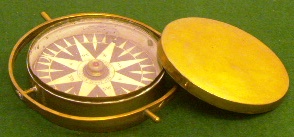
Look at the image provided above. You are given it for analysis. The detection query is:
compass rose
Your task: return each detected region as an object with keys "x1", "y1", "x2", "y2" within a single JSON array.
[{"x1": 33, "y1": 34, "x2": 159, "y2": 97}]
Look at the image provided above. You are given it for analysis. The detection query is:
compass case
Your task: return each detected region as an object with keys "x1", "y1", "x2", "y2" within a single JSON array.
[{"x1": 9, "y1": 13, "x2": 176, "y2": 132}]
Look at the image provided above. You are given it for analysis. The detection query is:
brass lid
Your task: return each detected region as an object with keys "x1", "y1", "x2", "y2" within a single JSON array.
[{"x1": 158, "y1": 17, "x2": 289, "y2": 114}]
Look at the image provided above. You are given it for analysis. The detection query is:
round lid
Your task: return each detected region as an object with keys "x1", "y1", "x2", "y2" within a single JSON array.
[{"x1": 158, "y1": 17, "x2": 289, "y2": 114}]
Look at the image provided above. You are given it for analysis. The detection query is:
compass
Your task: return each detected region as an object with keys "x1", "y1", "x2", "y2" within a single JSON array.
[
  {"x1": 9, "y1": 12, "x2": 289, "y2": 132},
  {"x1": 9, "y1": 12, "x2": 176, "y2": 132},
  {"x1": 29, "y1": 17, "x2": 161, "y2": 98}
]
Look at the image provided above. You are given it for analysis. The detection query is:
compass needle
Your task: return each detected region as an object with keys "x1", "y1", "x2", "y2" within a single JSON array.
[
  {"x1": 74, "y1": 37, "x2": 95, "y2": 61},
  {"x1": 47, "y1": 72, "x2": 81, "y2": 85}
]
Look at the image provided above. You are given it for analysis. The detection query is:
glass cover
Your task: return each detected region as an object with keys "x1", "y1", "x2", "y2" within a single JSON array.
[{"x1": 28, "y1": 17, "x2": 161, "y2": 97}]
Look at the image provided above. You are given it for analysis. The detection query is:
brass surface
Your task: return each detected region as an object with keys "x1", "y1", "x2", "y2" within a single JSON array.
[
  {"x1": 159, "y1": 17, "x2": 289, "y2": 114},
  {"x1": 41, "y1": 11, "x2": 52, "y2": 21},
  {"x1": 144, "y1": 109, "x2": 160, "y2": 122},
  {"x1": 86, "y1": 59, "x2": 104, "y2": 77},
  {"x1": 8, "y1": 12, "x2": 177, "y2": 132}
]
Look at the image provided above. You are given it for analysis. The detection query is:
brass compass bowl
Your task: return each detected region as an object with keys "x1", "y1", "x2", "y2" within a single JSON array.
[{"x1": 9, "y1": 12, "x2": 176, "y2": 132}]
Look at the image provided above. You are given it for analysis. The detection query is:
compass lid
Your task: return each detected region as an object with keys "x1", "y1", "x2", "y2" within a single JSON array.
[{"x1": 158, "y1": 17, "x2": 289, "y2": 114}]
